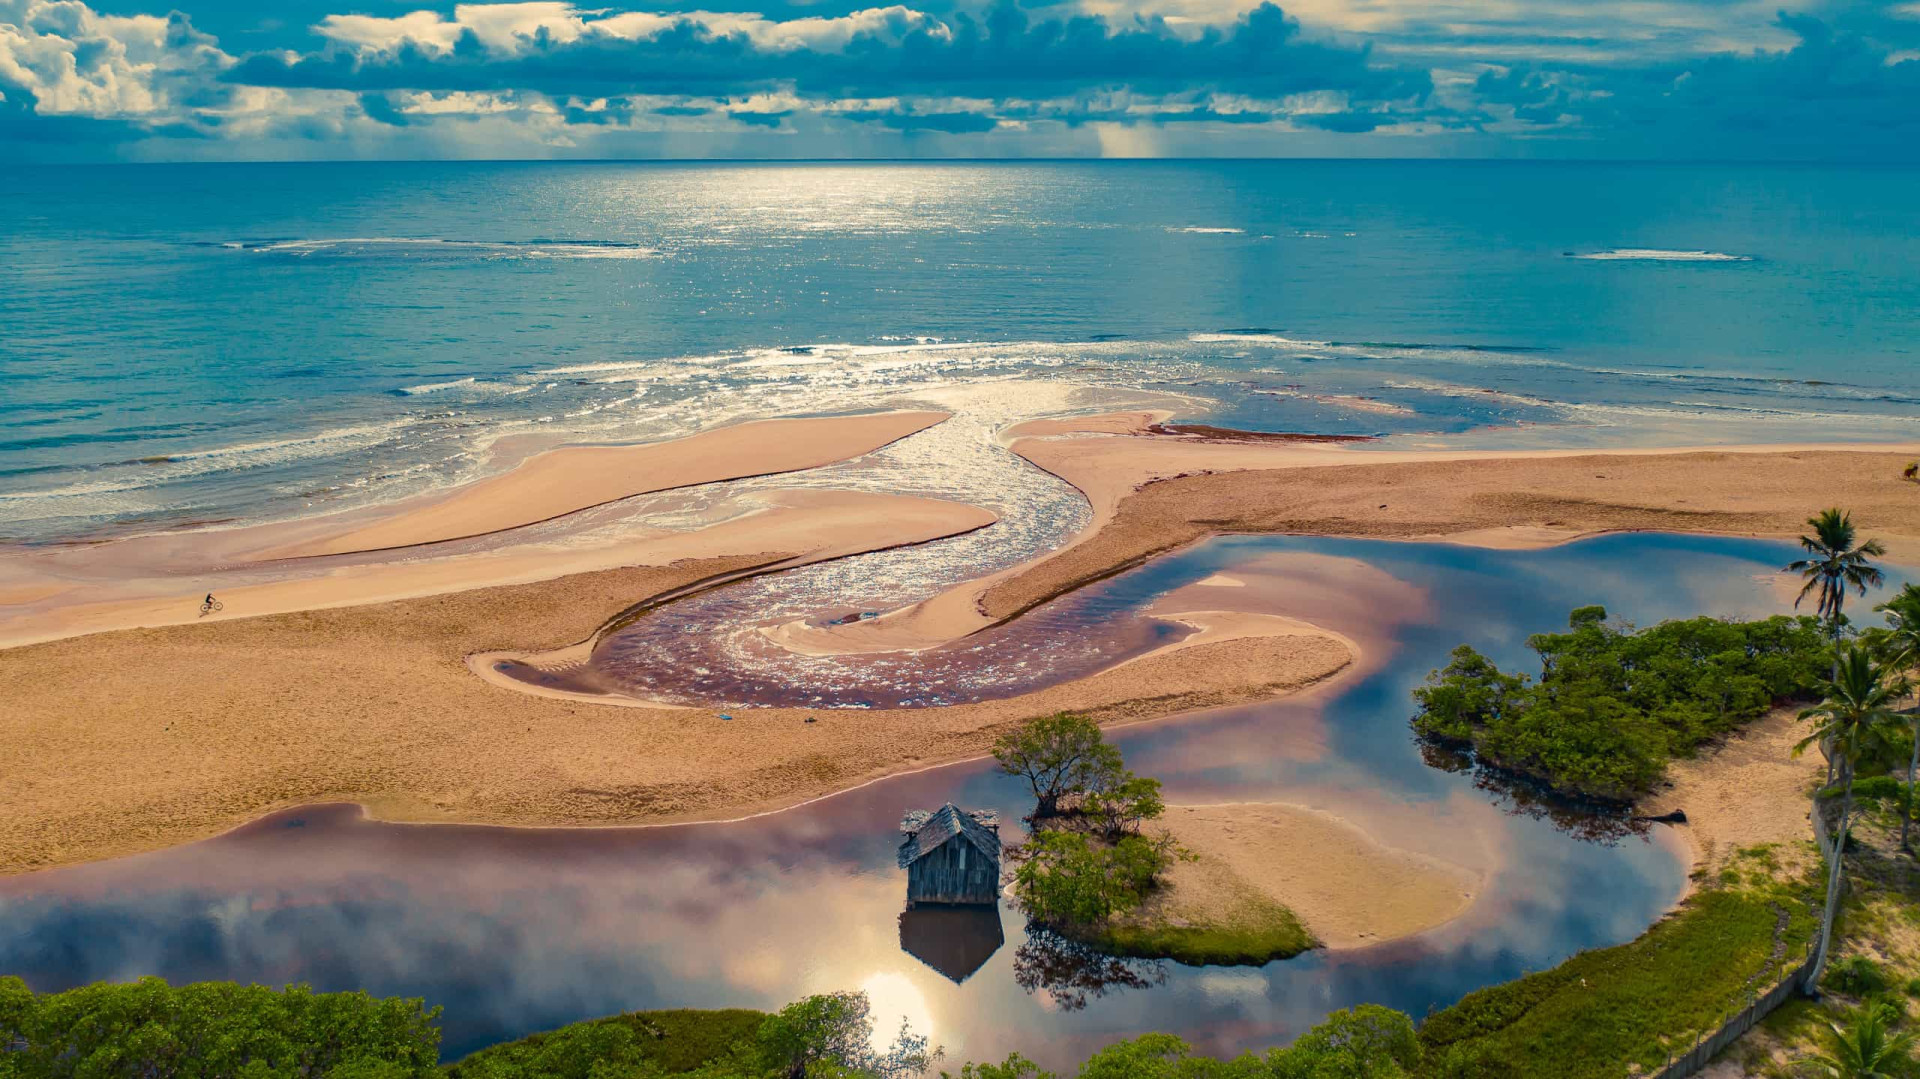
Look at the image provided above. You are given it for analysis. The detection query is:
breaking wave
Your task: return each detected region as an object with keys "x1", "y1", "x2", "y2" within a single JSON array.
[
  {"x1": 1568, "y1": 249, "x2": 1753, "y2": 262},
  {"x1": 198, "y1": 238, "x2": 663, "y2": 261}
]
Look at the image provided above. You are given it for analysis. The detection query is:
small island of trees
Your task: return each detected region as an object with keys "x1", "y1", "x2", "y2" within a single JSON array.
[{"x1": 992, "y1": 712, "x2": 1313, "y2": 966}]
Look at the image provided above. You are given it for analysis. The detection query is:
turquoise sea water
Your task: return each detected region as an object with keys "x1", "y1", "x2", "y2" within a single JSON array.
[{"x1": 4, "y1": 160, "x2": 1920, "y2": 542}]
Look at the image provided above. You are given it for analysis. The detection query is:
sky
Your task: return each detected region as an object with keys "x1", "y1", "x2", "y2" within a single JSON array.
[{"x1": 2, "y1": 0, "x2": 1917, "y2": 160}]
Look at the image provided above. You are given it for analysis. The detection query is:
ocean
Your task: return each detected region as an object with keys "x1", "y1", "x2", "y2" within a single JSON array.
[{"x1": 4, "y1": 159, "x2": 1920, "y2": 544}]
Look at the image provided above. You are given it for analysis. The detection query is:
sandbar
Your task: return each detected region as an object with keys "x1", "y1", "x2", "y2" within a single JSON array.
[
  {"x1": 0, "y1": 489, "x2": 993, "y2": 649},
  {"x1": 1150, "y1": 802, "x2": 1484, "y2": 950},
  {"x1": 765, "y1": 423, "x2": 1920, "y2": 656},
  {"x1": 243, "y1": 410, "x2": 948, "y2": 559},
  {"x1": 0, "y1": 552, "x2": 1352, "y2": 874}
]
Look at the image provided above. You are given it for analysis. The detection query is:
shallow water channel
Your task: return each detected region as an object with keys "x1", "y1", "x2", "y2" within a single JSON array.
[{"x1": 0, "y1": 533, "x2": 1879, "y2": 1067}]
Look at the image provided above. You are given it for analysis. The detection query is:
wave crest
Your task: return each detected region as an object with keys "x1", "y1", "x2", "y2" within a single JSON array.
[
  {"x1": 201, "y1": 238, "x2": 662, "y2": 261},
  {"x1": 1569, "y1": 249, "x2": 1752, "y2": 262}
]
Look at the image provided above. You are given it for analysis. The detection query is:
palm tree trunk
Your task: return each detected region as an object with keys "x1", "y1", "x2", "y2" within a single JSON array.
[
  {"x1": 1825, "y1": 603, "x2": 1843, "y2": 789},
  {"x1": 1906, "y1": 715, "x2": 1918, "y2": 854},
  {"x1": 1809, "y1": 776, "x2": 1854, "y2": 992}
]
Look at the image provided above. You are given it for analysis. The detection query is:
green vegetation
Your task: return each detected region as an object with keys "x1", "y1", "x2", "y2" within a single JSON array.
[
  {"x1": 947, "y1": 1006, "x2": 1422, "y2": 1078},
  {"x1": 1013, "y1": 830, "x2": 1172, "y2": 925},
  {"x1": 1411, "y1": 605, "x2": 1828, "y2": 801},
  {"x1": 0, "y1": 975, "x2": 442, "y2": 1078},
  {"x1": 1798, "y1": 647, "x2": 1909, "y2": 985},
  {"x1": 1788, "y1": 509, "x2": 1888, "y2": 651},
  {"x1": 1794, "y1": 999, "x2": 1918, "y2": 1078},
  {"x1": 1098, "y1": 892, "x2": 1314, "y2": 968},
  {"x1": 991, "y1": 713, "x2": 1126, "y2": 822},
  {"x1": 1416, "y1": 880, "x2": 1817, "y2": 1078},
  {"x1": 993, "y1": 713, "x2": 1311, "y2": 965},
  {"x1": 447, "y1": 1010, "x2": 766, "y2": 1077},
  {"x1": 1865, "y1": 581, "x2": 1920, "y2": 852},
  {"x1": 0, "y1": 980, "x2": 932, "y2": 1079},
  {"x1": 1826, "y1": 958, "x2": 1893, "y2": 998}
]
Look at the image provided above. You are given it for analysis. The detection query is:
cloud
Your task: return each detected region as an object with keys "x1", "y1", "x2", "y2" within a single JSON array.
[
  {"x1": 225, "y1": 1, "x2": 1431, "y2": 107},
  {"x1": 0, "y1": 2, "x2": 232, "y2": 126},
  {"x1": 2, "y1": 0, "x2": 1918, "y2": 158},
  {"x1": 1466, "y1": 11, "x2": 1920, "y2": 157}
]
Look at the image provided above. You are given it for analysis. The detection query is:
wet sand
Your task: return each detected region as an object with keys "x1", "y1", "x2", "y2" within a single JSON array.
[
  {"x1": 247, "y1": 411, "x2": 949, "y2": 559},
  {"x1": 1154, "y1": 802, "x2": 1485, "y2": 950},
  {"x1": 0, "y1": 490, "x2": 995, "y2": 649}
]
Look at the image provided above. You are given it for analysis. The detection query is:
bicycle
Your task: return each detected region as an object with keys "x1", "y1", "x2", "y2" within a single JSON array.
[{"x1": 199, "y1": 596, "x2": 224, "y2": 617}]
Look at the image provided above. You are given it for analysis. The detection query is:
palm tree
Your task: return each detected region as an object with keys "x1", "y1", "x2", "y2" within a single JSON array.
[
  {"x1": 1789, "y1": 508, "x2": 1887, "y2": 783},
  {"x1": 1790, "y1": 508, "x2": 1888, "y2": 648},
  {"x1": 1797, "y1": 1000, "x2": 1918, "y2": 1078},
  {"x1": 1872, "y1": 584, "x2": 1920, "y2": 853},
  {"x1": 1798, "y1": 648, "x2": 1907, "y2": 990}
]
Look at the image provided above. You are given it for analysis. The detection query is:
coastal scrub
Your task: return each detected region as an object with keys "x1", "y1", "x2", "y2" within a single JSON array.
[{"x1": 1411, "y1": 607, "x2": 1829, "y2": 802}]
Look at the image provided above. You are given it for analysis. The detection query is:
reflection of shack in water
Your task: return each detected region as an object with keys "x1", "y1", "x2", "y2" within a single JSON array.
[
  {"x1": 898, "y1": 906, "x2": 1006, "y2": 983},
  {"x1": 897, "y1": 804, "x2": 1001, "y2": 907},
  {"x1": 897, "y1": 804, "x2": 1005, "y2": 981}
]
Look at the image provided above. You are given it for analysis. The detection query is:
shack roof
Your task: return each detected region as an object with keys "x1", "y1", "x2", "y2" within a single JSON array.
[{"x1": 897, "y1": 803, "x2": 1001, "y2": 868}]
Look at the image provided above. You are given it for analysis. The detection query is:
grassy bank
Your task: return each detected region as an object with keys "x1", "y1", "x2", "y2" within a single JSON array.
[
  {"x1": 1098, "y1": 902, "x2": 1320, "y2": 959},
  {"x1": 1097, "y1": 890, "x2": 1315, "y2": 966},
  {"x1": 1418, "y1": 849, "x2": 1818, "y2": 1078},
  {"x1": 1709, "y1": 792, "x2": 1920, "y2": 1075}
]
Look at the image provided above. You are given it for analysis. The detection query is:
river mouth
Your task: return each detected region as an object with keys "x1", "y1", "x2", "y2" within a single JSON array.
[{"x1": 0, "y1": 532, "x2": 1876, "y2": 1066}]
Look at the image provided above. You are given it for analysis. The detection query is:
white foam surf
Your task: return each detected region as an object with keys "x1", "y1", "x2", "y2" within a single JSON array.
[
  {"x1": 1570, "y1": 249, "x2": 1752, "y2": 262},
  {"x1": 225, "y1": 238, "x2": 663, "y2": 261}
]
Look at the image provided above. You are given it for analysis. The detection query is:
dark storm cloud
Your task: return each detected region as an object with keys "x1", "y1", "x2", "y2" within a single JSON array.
[{"x1": 357, "y1": 92, "x2": 412, "y2": 126}]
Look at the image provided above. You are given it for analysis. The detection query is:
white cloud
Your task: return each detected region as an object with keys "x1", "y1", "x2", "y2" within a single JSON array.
[
  {"x1": 316, "y1": 12, "x2": 466, "y2": 57},
  {"x1": 316, "y1": 3, "x2": 947, "y2": 60},
  {"x1": 0, "y1": 0, "x2": 229, "y2": 118}
]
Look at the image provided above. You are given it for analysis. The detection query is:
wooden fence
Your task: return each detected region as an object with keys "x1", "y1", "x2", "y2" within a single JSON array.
[
  {"x1": 1645, "y1": 798, "x2": 1835, "y2": 1079},
  {"x1": 1644, "y1": 944, "x2": 1818, "y2": 1079}
]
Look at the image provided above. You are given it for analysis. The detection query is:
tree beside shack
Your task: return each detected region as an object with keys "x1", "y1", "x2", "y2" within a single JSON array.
[{"x1": 898, "y1": 804, "x2": 1001, "y2": 907}]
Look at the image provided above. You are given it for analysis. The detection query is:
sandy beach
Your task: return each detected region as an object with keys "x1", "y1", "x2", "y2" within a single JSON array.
[
  {"x1": 1642, "y1": 708, "x2": 1825, "y2": 885},
  {"x1": 4, "y1": 409, "x2": 1916, "y2": 876},
  {"x1": 0, "y1": 556, "x2": 1353, "y2": 875}
]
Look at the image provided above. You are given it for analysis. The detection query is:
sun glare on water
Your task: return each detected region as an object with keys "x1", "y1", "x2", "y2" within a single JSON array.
[{"x1": 858, "y1": 971, "x2": 936, "y2": 1054}]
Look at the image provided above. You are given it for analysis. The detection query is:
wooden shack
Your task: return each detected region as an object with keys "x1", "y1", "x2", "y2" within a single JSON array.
[{"x1": 898, "y1": 803, "x2": 1001, "y2": 907}]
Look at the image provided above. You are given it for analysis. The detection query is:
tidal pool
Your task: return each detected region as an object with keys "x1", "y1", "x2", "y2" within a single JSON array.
[{"x1": 0, "y1": 533, "x2": 1887, "y2": 1067}]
